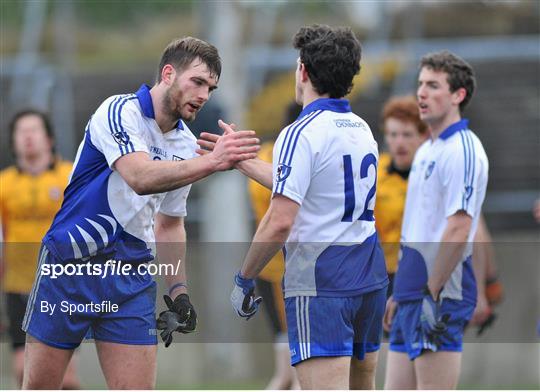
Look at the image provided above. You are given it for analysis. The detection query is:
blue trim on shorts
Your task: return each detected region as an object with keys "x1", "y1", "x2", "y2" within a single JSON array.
[{"x1": 286, "y1": 288, "x2": 386, "y2": 366}]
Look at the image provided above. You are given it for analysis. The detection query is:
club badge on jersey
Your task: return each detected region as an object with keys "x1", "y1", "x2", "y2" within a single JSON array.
[{"x1": 276, "y1": 163, "x2": 292, "y2": 183}]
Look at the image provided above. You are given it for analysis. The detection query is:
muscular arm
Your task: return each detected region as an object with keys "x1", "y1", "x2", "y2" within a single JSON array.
[
  {"x1": 154, "y1": 213, "x2": 188, "y2": 298},
  {"x1": 235, "y1": 158, "x2": 273, "y2": 190},
  {"x1": 115, "y1": 152, "x2": 220, "y2": 195},
  {"x1": 115, "y1": 131, "x2": 259, "y2": 195},
  {"x1": 427, "y1": 210, "x2": 472, "y2": 298},
  {"x1": 240, "y1": 195, "x2": 299, "y2": 279}
]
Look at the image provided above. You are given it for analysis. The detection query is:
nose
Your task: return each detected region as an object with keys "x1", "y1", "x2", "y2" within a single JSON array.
[
  {"x1": 417, "y1": 84, "x2": 426, "y2": 100},
  {"x1": 199, "y1": 87, "x2": 210, "y2": 103}
]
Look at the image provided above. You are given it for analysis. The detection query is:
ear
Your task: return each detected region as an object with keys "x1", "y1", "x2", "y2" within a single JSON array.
[
  {"x1": 299, "y1": 63, "x2": 309, "y2": 83},
  {"x1": 452, "y1": 87, "x2": 467, "y2": 107},
  {"x1": 161, "y1": 64, "x2": 176, "y2": 85}
]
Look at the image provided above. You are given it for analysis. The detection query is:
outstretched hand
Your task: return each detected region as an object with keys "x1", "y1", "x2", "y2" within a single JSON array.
[{"x1": 196, "y1": 120, "x2": 238, "y2": 156}]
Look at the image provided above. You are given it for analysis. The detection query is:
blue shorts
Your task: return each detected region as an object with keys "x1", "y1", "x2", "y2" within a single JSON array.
[
  {"x1": 389, "y1": 298, "x2": 475, "y2": 360},
  {"x1": 22, "y1": 245, "x2": 157, "y2": 349},
  {"x1": 285, "y1": 288, "x2": 386, "y2": 366}
]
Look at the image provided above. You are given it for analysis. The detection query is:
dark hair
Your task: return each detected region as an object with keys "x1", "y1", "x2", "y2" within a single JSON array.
[
  {"x1": 293, "y1": 24, "x2": 361, "y2": 98},
  {"x1": 157, "y1": 37, "x2": 221, "y2": 83},
  {"x1": 420, "y1": 50, "x2": 476, "y2": 112},
  {"x1": 283, "y1": 101, "x2": 302, "y2": 126},
  {"x1": 381, "y1": 95, "x2": 428, "y2": 135},
  {"x1": 9, "y1": 109, "x2": 55, "y2": 154}
]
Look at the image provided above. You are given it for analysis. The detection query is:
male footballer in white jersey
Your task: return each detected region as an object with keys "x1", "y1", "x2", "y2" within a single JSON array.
[
  {"x1": 22, "y1": 37, "x2": 259, "y2": 389},
  {"x1": 200, "y1": 24, "x2": 388, "y2": 389},
  {"x1": 383, "y1": 51, "x2": 489, "y2": 389}
]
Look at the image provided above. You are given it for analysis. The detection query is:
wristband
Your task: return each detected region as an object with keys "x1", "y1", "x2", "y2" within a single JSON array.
[{"x1": 169, "y1": 282, "x2": 188, "y2": 296}]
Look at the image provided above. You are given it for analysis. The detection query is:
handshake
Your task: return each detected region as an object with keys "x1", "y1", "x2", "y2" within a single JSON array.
[{"x1": 196, "y1": 120, "x2": 260, "y2": 171}]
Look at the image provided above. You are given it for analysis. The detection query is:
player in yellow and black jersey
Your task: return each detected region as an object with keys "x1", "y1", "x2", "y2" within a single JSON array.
[
  {"x1": 375, "y1": 96, "x2": 428, "y2": 297},
  {"x1": 0, "y1": 109, "x2": 79, "y2": 388}
]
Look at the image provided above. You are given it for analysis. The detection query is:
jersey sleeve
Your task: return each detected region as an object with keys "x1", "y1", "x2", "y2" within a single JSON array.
[
  {"x1": 272, "y1": 130, "x2": 312, "y2": 205},
  {"x1": 441, "y1": 134, "x2": 485, "y2": 218},
  {"x1": 159, "y1": 185, "x2": 192, "y2": 217},
  {"x1": 90, "y1": 96, "x2": 150, "y2": 168}
]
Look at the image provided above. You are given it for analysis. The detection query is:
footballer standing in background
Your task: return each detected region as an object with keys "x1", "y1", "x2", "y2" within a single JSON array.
[{"x1": 384, "y1": 51, "x2": 489, "y2": 390}]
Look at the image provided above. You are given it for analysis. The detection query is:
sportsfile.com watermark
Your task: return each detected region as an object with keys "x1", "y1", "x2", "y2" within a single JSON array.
[{"x1": 40, "y1": 259, "x2": 182, "y2": 279}]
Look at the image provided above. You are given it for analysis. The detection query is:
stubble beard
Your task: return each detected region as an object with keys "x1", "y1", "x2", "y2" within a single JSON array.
[{"x1": 163, "y1": 87, "x2": 183, "y2": 121}]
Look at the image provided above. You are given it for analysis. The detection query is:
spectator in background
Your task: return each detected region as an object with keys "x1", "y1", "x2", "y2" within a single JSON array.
[
  {"x1": 247, "y1": 102, "x2": 301, "y2": 390},
  {"x1": 0, "y1": 109, "x2": 79, "y2": 388}
]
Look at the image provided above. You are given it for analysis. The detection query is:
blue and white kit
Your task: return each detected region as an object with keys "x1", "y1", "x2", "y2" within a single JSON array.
[
  {"x1": 390, "y1": 119, "x2": 489, "y2": 359},
  {"x1": 272, "y1": 98, "x2": 388, "y2": 365},
  {"x1": 23, "y1": 84, "x2": 198, "y2": 348}
]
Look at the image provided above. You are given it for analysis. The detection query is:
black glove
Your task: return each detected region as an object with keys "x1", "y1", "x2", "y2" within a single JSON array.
[
  {"x1": 156, "y1": 293, "x2": 197, "y2": 347},
  {"x1": 420, "y1": 287, "x2": 450, "y2": 348},
  {"x1": 477, "y1": 312, "x2": 497, "y2": 336}
]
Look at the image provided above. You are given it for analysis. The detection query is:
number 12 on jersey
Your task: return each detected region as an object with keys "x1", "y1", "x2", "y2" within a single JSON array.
[{"x1": 341, "y1": 153, "x2": 377, "y2": 222}]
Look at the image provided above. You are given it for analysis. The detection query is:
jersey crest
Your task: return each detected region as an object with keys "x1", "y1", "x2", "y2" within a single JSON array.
[
  {"x1": 276, "y1": 163, "x2": 292, "y2": 182},
  {"x1": 424, "y1": 161, "x2": 436, "y2": 180}
]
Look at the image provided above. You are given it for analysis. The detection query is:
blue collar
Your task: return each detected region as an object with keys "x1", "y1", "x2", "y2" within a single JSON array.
[
  {"x1": 439, "y1": 118, "x2": 469, "y2": 140},
  {"x1": 135, "y1": 84, "x2": 155, "y2": 119},
  {"x1": 135, "y1": 84, "x2": 183, "y2": 131},
  {"x1": 298, "y1": 98, "x2": 351, "y2": 120}
]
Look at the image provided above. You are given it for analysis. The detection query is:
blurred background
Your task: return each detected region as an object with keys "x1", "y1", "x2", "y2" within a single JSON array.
[{"x1": 1, "y1": 0, "x2": 539, "y2": 389}]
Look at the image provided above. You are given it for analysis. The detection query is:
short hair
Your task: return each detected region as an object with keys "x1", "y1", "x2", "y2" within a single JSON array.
[
  {"x1": 283, "y1": 101, "x2": 302, "y2": 126},
  {"x1": 293, "y1": 24, "x2": 361, "y2": 98},
  {"x1": 420, "y1": 50, "x2": 476, "y2": 112},
  {"x1": 381, "y1": 96, "x2": 428, "y2": 135},
  {"x1": 157, "y1": 37, "x2": 221, "y2": 83},
  {"x1": 9, "y1": 109, "x2": 55, "y2": 154}
]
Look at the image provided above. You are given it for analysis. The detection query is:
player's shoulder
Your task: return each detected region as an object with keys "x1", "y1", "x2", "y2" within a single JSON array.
[
  {"x1": 443, "y1": 128, "x2": 485, "y2": 158},
  {"x1": 0, "y1": 165, "x2": 18, "y2": 180},
  {"x1": 311, "y1": 109, "x2": 370, "y2": 130},
  {"x1": 416, "y1": 139, "x2": 432, "y2": 156},
  {"x1": 378, "y1": 153, "x2": 392, "y2": 171},
  {"x1": 94, "y1": 93, "x2": 140, "y2": 122}
]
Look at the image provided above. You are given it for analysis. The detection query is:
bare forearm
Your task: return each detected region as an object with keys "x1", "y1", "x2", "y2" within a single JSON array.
[
  {"x1": 429, "y1": 222, "x2": 471, "y2": 296},
  {"x1": 240, "y1": 214, "x2": 290, "y2": 279},
  {"x1": 155, "y1": 221, "x2": 188, "y2": 297},
  {"x1": 134, "y1": 155, "x2": 217, "y2": 195},
  {"x1": 236, "y1": 158, "x2": 273, "y2": 190}
]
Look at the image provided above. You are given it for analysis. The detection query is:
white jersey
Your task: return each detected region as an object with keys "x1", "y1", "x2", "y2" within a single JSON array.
[
  {"x1": 44, "y1": 84, "x2": 198, "y2": 262},
  {"x1": 394, "y1": 119, "x2": 489, "y2": 303},
  {"x1": 272, "y1": 98, "x2": 388, "y2": 298}
]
